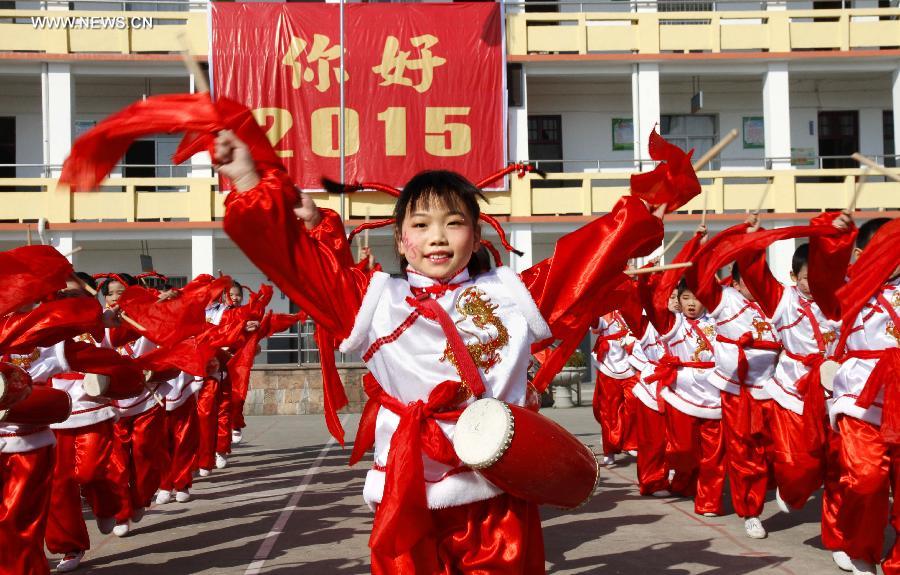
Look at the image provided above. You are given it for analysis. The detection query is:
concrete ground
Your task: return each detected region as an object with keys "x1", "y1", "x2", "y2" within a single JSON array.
[{"x1": 65, "y1": 408, "x2": 852, "y2": 575}]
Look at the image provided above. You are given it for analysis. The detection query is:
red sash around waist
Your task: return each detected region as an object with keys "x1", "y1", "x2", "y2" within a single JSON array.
[
  {"x1": 848, "y1": 348, "x2": 900, "y2": 443},
  {"x1": 646, "y1": 355, "x2": 715, "y2": 413},
  {"x1": 715, "y1": 332, "x2": 782, "y2": 385},
  {"x1": 783, "y1": 348, "x2": 827, "y2": 420}
]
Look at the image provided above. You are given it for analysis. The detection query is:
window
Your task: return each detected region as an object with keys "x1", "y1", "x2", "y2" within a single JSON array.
[
  {"x1": 885, "y1": 110, "x2": 895, "y2": 168},
  {"x1": 528, "y1": 115, "x2": 562, "y2": 173},
  {"x1": 0, "y1": 117, "x2": 14, "y2": 178},
  {"x1": 660, "y1": 114, "x2": 718, "y2": 168}
]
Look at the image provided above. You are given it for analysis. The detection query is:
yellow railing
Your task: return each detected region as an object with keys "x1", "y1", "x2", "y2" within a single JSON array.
[
  {"x1": 507, "y1": 8, "x2": 900, "y2": 55},
  {"x1": 0, "y1": 10, "x2": 207, "y2": 55},
  {"x1": 2, "y1": 170, "x2": 898, "y2": 223}
]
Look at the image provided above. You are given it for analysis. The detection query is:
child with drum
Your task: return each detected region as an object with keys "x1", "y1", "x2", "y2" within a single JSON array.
[{"x1": 213, "y1": 127, "x2": 666, "y2": 574}]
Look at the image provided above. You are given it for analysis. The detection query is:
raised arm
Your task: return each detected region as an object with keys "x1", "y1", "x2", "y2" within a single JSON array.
[
  {"x1": 639, "y1": 229, "x2": 705, "y2": 335},
  {"x1": 733, "y1": 216, "x2": 784, "y2": 317},
  {"x1": 808, "y1": 211, "x2": 857, "y2": 320},
  {"x1": 218, "y1": 131, "x2": 366, "y2": 341}
]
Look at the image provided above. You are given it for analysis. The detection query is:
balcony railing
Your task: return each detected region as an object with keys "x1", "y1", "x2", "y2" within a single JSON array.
[
  {"x1": 1, "y1": 165, "x2": 898, "y2": 223},
  {"x1": 0, "y1": 1, "x2": 206, "y2": 55},
  {"x1": 507, "y1": 4, "x2": 900, "y2": 55}
]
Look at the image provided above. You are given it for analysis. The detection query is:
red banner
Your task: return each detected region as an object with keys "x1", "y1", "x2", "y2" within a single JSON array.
[{"x1": 210, "y1": 3, "x2": 505, "y2": 190}]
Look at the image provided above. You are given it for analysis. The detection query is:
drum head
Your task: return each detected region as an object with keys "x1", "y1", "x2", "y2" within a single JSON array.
[
  {"x1": 454, "y1": 398, "x2": 513, "y2": 469},
  {"x1": 819, "y1": 360, "x2": 840, "y2": 393}
]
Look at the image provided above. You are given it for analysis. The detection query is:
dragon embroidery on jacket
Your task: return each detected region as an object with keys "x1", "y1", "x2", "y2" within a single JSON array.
[
  {"x1": 752, "y1": 317, "x2": 774, "y2": 340},
  {"x1": 888, "y1": 292, "x2": 900, "y2": 345},
  {"x1": 441, "y1": 287, "x2": 509, "y2": 375},
  {"x1": 691, "y1": 325, "x2": 715, "y2": 362}
]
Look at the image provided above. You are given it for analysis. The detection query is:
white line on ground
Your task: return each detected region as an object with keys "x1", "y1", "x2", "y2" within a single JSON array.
[{"x1": 244, "y1": 415, "x2": 348, "y2": 575}]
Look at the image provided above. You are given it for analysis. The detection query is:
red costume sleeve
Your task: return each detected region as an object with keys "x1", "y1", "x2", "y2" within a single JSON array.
[
  {"x1": 223, "y1": 170, "x2": 367, "y2": 341},
  {"x1": 519, "y1": 196, "x2": 664, "y2": 391},
  {"x1": 1, "y1": 245, "x2": 75, "y2": 317},
  {"x1": 0, "y1": 298, "x2": 104, "y2": 354},
  {"x1": 808, "y1": 212, "x2": 858, "y2": 321},
  {"x1": 734, "y1": 248, "x2": 783, "y2": 318}
]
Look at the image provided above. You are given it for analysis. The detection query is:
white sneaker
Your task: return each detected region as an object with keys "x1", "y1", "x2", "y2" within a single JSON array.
[
  {"x1": 850, "y1": 559, "x2": 877, "y2": 575},
  {"x1": 95, "y1": 516, "x2": 116, "y2": 535},
  {"x1": 832, "y1": 551, "x2": 854, "y2": 572},
  {"x1": 175, "y1": 490, "x2": 191, "y2": 503},
  {"x1": 600, "y1": 455, "x2": 615, "y2": 466},
  {"x1": 702, "y1": 512, "x2": 719, "y2": 517},
  {"x1": 112, "y1": 522, "x2": 130, "y2": 537},
  {"x1": 131, "y1": 508, "x2": 145, "y2": 523},
  {"x1": 775, "y1": 488, "x2": 791, "y2": 514},
  {"x1": 215, "y1": 453, "x2": 228, "y2": 469},
  {"x1": 627, "y1": 450, "x2": 638, "y2": 457},
  {"x1": 155, "y1": 490, "x2": 173, "y2": 505},
  {"x1": 231, "y1": 430, "x2": 243, "y2": 445},
  {"x1": 56, "y1": 550, "x2": 85, "y2": 573},
  {"x1": 198, "y1": 468, "x2": 211, "y2": 477},
  {"x1": 651, "y1": 490, "x2": 672, "y2": 497},
  {"x1": 744, "y1": 517, "x2": 767, "y2": 539}
]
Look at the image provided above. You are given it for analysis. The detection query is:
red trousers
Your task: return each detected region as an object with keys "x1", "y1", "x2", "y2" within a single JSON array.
[
  {"x1": 635, "y1": 402, "x2": 670, "y2": 495},
  {"x1": 197, "y1": 377, "x2": 226, "y2": 470},
  {"x1": 0, "y1": 446, "x2": 55, "y2": 575},
  {"x1": 664, "y1": 407, "x2": 726, "y2": 515},
  {"x1": 720, "y1": 392, "x2": 775, "y2": 518},
  {"x1": 822, "y1": 420, "x2": 845, "y2": 552},
  {"x1": 160, "y1": 396, "x2": 199, "y2": 492},
  {"x1": 370, "y1": 494, "x2": 545, "y2": 575},
  {"x1": 216, "y1": 372, "x2": 232, "y2": 455},
  {"x1": 46, "y1": 420, "x2": 121, "y2": 554},
  {"x1": 768, "y1": 402, "x2": 826, "y2": 510},
  {"x1": 592, "y1": 371, "x2": 639, "y2": 455},
  {"x1": 232, "y1": 395, "x2": 246, "y2": 432},
  {"x1": 111, "y1": 406, "x2": 169, "y2": 522},
  {"x1": 836, "y1": 416, "x2": 900, "y2": 568}
]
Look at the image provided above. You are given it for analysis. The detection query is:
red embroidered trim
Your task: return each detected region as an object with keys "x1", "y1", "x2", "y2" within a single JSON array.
[
  {"x1": 362, "y1": 311, "x2": 421, "y2": 362},
  {"x1": 770, "y1": 376, "x2": 803, "y2": 401},
  {"x1": 663, "y1": 386, "x2": 721, "y2": 411},
  {"x1": 373, "y1": 463, "x2": 473, "y2": 483},
  {"x1": 70, "y1": 404, "x2": 112, "y2": 416}
]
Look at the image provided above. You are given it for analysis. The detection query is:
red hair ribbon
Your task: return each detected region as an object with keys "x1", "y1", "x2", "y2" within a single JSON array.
[
  {"x1": 135, "y1": 271, "x2": 169, "y2": 283},
  {"x1": 92, "y1": 272, "x2": 130, "y2": 287}
]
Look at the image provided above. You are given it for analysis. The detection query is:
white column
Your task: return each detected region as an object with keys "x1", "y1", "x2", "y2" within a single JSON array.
[
  {"x1": 191, "y1": 230, "x2": 215, "y2": 279},
  {"x1": 632, "y1": 63, "x2": 660, "y2": 168},
  {"x1": 767, "y1": 222, "x2": 796, "y2": 285},
  {"x1": 509, "y1": 224, "x2": 533, "y2": 273},
  {"x1": 52, "y1": 231, "x2": 75, "y2": 264},
  {"x1": 893, "y1": 69, "x2": 900, "y2": 165},
  {"x1": 763, "y1": 63, "x2": 792, "y2": 170},
  {"x1": 42, "y1": 63, "x2": 73, "y2": 177},
  {"x1": 508, "y1": 68, "x2": 528, "y2": 164}
]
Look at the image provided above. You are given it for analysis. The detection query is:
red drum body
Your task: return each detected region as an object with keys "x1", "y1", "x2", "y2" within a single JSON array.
[
  {"x1": 0, "y1": 362, "x2": 33, "y2": 410},
  {"x1": 455, "y1": 398, "x2": 599, "y2": 508},
  {"x1": 0, "y1": 385, "x2": 72, "y2": 425}
]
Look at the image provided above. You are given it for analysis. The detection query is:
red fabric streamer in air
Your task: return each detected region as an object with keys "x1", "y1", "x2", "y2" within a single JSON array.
[
  {"x1": 0, "y1": 246, "x2": 75, "y2": 318},
  {"x1": 630, "y1": 128, "x2": 701, "y2": 213},
  {"x1": 0, "y1": 298, "x2": 104, "y2": 354}
]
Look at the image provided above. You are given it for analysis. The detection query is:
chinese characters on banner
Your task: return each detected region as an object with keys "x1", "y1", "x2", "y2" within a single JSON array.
[{"x1": 210, "y1": 3, "x2": 504, "y2": 189}]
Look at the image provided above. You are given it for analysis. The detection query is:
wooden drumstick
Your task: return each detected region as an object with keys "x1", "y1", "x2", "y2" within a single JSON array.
[
  {"x1": 625, "y1": 262, "x2": 693, "y2": 275},
  {"x1": 659, "y1": 231, "x2": 684, "y2": 259},
  {"x1": 70, "y1": 275, "x2": 147, "y2": 332},
  {"x1": 694, "y1": 129, "x2": 739, "y2": 227},
  {"x1": 851, "y1": 153, "x2": 900, "y2": 184},
  {"x1": 847, "y1": 167, "x2": 869, "y2": 213},
  {"x1": 26, "y1": 225, "x2": 32, "y2": 246},
  {"x1": 752, "y1": 180, "x2": 774, "y2": 215},
  {"x1": 177, "y1": 32, "x2": 210, "y2": 94},
  {"x1": 61, "y1": 246, "x2": 83, "y2": 259},
  {"x1": 364, "y1": 207, "x2": 371, "y2": 250}
]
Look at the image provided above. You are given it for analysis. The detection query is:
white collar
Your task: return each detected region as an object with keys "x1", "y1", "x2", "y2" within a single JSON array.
[{"x1": 406, "y1": 266, "x2": 471, "y2": 289}]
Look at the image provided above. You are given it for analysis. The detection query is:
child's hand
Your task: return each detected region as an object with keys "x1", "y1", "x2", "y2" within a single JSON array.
[
  {"x1": 293, "y1": 188, "x2": 322, "y2": 230},
  {"x1": 214, "y1": 130, "x2": 260, "y2": 192},
  {"x1": 696, "y1": 223, "x2": 708, "y2": 237},
  {"x1": 834, "y1": 211, "x2": 854, "y2": 231},
  {"x1": 745, "y1": 213, "x2": 761, "y2": 233}
]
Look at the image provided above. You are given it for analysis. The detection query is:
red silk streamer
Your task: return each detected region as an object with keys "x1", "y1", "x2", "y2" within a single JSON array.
[
  {"x1": 850, "y1": 348, "x2": 900, "y2": 443},
  {"x1": 117, "y1": 275, "x2": 233, "y2": 347},
  {"x1": 312, "y1": 328, "x2": 349, "y2": 446},
  {"x1": 784, "y1": 349, "x2": 827, "y2": 422},
  {"x1": 832, "y1": 218, "x2": 900, "y2": 352},
  {"x1": 630, "y1": 128, "x2": 701, "y2": 213},
  {"x1": 59, "y1": 93, "x2": 285, "y2": 193},
  {"x1": 361, "y1": 374, "x2": 466, "y2": 558},
  {"x1": 0, "y1": 246, "x2": 75, "y2": 318},
  {"x1": 714, "y1": 333, "x2": 782, "y2": 385},
  {"x1": 807, "y1": 212, "x2": 858, "y2": 321},
  {"x1": 0, "y1": 298, "x2": 104, "y2": 354}
]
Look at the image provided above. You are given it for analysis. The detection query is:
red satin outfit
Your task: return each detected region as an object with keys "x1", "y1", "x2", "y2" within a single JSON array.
[
  {"x1": 111, "y1": 405, "x2": 168, "y2": 522},
  {"x1": 591, "y1": 312, "x2": 638, "y2": 455},
  {"x1": 196, "y1": 375, "x2": 220, "y2": 470},
  {"x1": 0, "y1": 445, "x2": 55, "y2": 575},
  {"x1": 160, "y1": 395, "x2": 199, "y2": 492},
  {"x1": 222, "y1": 153, "x2": 664, "y2": 573},
  {"x1": 46, "y1": 420, "x2": 122, "y2": 554},
  {"x1": 628, "y1": 322, "x2": 671, "y2": 495},
  {"x1": 216, "y1": 370, "x2": 233, "y2": 455},
  {"x1": 370, "y1": 494, "x2": 544, "y2": 575}
]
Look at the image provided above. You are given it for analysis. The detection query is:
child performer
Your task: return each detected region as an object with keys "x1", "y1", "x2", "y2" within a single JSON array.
[
  {"x1": 686, "y1": 224, "x2": 783, "y2": 540},
  {"x1": 591, "y1": 310, "x2": 639, "y2": 465},
  {"x1": 214, "y1": 128, "x2": 665, "y2": 573},
  {"x1": 827, "y1": 217, "x2": 900, "y2": 575},
  {"x1": 157, "y1": 370, "x2": 203, "y2": 504},
  {"x1": 100, "y1": 273, "x2": 169, "y2": 537}
]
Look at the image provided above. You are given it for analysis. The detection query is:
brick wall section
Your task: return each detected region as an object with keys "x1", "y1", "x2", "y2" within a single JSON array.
[{"x1": 244, "y1": 365, "x2": 369, "y2": 416}]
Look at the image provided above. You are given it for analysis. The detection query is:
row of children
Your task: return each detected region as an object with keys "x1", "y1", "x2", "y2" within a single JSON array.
[
  {"x1": 592, "y1": 211, "x2": 900, "y2": 575},
  {"x1": 0, "y1": 254, "x2": 275, "y2": 574}
]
